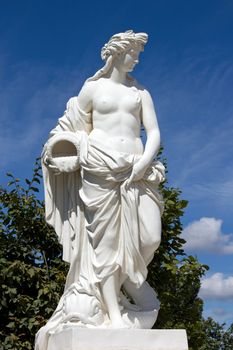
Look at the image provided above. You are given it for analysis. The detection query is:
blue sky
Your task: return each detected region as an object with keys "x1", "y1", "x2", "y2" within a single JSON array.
[{"x1": 1, "y1": 0, "x2": 233, "y2": 326}]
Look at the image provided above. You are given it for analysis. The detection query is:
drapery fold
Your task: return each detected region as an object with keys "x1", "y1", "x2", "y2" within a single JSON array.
[
  {"x1": 42, "y1": 96, "x2": 164, "y2": 287},
  {"x1": 36, "y1": 96, "x2": 165, "y2": 349},
  {"x1": 42, "y1": 97, "x2": 91, "y2": 263}
]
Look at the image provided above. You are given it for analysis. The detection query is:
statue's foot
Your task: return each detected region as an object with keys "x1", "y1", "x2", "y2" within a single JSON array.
[{"x1": 109, "y1": 315, "x2": 129, "y2": 329}]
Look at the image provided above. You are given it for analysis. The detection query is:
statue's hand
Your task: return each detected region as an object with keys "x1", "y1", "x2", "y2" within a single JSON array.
[
  {"x1": 125, "y1": 161, "x2": 147, "y2": 188},
  {"x1": 43, "y1": 154, "x2": 61, "y2": 176}
]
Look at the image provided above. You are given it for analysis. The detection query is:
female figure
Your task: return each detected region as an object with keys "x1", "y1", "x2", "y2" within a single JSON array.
[{"x1": 36, "y1": 30, "x2": 165, "y2": 348}]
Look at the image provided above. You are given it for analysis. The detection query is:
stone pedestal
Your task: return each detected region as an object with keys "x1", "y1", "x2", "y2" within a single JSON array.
[{"x1": 47, "y1": 327, "x2": 189, "y2": 350}]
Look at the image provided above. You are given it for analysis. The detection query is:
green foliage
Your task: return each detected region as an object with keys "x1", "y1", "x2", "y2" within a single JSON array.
[
  {"x1": 0, "y1": 160, "x2": 68, "y2": 349},
  {"x1": 200, "y1": 318, "x2": 233, "y2": 350}
]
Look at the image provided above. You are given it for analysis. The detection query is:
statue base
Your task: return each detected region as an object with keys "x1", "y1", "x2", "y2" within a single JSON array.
[{"x1": 47, "y1": 327, "x2": 189, "y2": 350}]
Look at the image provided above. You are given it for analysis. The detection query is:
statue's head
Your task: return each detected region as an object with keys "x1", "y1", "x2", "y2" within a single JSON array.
[
  {"x1": 87, "y1": 30, "x2": 148, "y2": 81},
  {"x1": 101, "y1": 30, "x2": 148, "y2": 61}
]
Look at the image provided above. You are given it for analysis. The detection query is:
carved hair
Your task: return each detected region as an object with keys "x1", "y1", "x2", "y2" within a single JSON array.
[{"x1": 86, "y1": 30, "x2": 148, "y2": 82}]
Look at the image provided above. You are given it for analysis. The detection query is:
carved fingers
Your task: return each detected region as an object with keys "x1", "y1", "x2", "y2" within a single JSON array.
[
  {"x1": 43, "y1": 154, "x2": 61, "y2": 176},
  {"x1": 124, "y1": 161, "x2": 147, "y2": 188}
]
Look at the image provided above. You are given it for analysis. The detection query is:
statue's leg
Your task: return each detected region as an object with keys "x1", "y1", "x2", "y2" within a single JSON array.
[
  {"x1": 138, "y1": 190, "x2": 161, "y2": 265},
  {"x1": 122, "y1": 190, "x2": 161, "y2": 311},
  {"x1": 101, "y1": 270, "x2": 128, "y2": 328}
]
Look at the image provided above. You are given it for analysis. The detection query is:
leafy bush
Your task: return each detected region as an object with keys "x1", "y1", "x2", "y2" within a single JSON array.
[{"x1": 0, "y1": 160, "x2": 68, "y2": 349}]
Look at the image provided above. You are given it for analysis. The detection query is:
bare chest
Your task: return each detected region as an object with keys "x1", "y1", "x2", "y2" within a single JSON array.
[{"x1": 92, "y1": 85, "x2": 141, "y2": 115}]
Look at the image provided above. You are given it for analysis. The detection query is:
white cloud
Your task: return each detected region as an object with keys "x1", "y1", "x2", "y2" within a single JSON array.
[
  {"x1": 182, "y1": 217, "x2": 233, "y2": 254},
  {"x1": 200, "y1": 273, "x2": 233, "y2": 300}
]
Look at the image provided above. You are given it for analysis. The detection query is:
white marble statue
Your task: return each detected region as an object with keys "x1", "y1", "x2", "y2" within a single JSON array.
[{"x1": 35, "y1": 30, "x2": 165, "y2": 350}]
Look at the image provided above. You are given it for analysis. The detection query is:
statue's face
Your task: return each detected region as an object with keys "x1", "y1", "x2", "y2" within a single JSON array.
[{"x1": 116, "y1": 48, "x2": 140, "y2": 72}]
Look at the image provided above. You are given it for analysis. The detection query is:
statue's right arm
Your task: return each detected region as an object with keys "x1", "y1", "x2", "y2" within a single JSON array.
[
  {"x1": 76, "y1": 81, "x2": 95, "y2": 114},
  {"x1": 43, "y1": 81, "x2": 95, "y2": 171}
]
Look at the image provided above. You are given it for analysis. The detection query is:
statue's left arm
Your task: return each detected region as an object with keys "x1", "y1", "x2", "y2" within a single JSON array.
[{"x1": 126, "y1": 89, "x2": 160, "y2": 186}]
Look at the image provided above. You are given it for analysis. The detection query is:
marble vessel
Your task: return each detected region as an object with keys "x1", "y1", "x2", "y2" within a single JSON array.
[{"x1": 35, "y1": 30, "x2": 187, "y2": 350}]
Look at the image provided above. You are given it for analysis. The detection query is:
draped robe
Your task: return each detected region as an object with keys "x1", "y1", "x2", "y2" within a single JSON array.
[
  {"x1": 42, "y1": 96, "x2": 164, "y2": 291},
  {"x1": 36, "y1": 96, "x2": 165, "y2": 349}
]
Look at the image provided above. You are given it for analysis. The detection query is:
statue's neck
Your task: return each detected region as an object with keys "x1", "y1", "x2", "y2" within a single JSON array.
[{"x1": 106, "y1": 66, "x2": 127, "y2": 84}]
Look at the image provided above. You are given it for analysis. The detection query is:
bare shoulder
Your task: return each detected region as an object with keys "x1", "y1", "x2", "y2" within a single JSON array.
[
  {"x1": 77, "y1": 80, "x2": 98, "y2": 111},
  {"x1": 130, "y1": 78, "x2": 152, "y2": 101},
  {"x1": 78, "y1": 80, "x2": 97, "y2": 100},
  {"x1": 131, "y1": 81, "x2": 156, "y2": 120},
  {"x1": 138, "y1": 87, "x2": 154, "y2": 107},
  {"x1": 141, "y1": 89, "x2": 154, "y2": 107}
]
